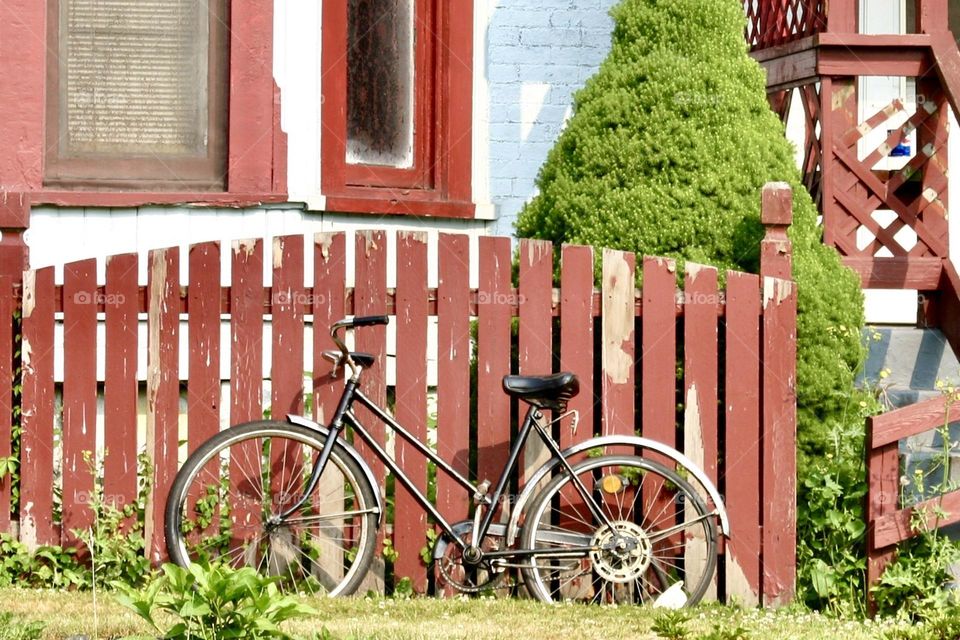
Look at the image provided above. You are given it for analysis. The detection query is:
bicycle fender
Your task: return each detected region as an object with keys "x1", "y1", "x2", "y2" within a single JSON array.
[
  {"x1": 505, "y1": 435, "x2": 730, "y2": 546},
  {"x1": 286, "y1": 414, "x2": 385, "y2": 528}
]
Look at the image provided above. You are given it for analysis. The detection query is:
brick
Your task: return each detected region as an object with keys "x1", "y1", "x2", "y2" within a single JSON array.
[
  {"x1": 521, "y1": 27, "x2": 581, "y2": 47},
  {"x1": 489, "y1": 123, "x2": 521, "y2": 142},
  {"x1": 488, "y1": 63, "x2": 520, "y2": 83}
]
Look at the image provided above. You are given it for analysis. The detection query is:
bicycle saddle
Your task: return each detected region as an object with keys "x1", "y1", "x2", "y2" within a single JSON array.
[{"x1": 501, "y1": 372, "x2": 579, "y2": 411}]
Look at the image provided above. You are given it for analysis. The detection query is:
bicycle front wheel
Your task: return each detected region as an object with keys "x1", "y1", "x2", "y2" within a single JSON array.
[
  {"x1": 164, "y1": 420, "x2": 379, "y2": 596},
  {"x1": 520, "y1": 455, "x2": 717, "y2": 606}
]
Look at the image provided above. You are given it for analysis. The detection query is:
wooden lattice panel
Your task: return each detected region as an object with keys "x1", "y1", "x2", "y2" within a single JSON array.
[
  {"x1": 745, "y1": 0, "x2": 828, "y2": 50},
  {"x1": 827, "y1": 89, "x2": 950, "y2": 260}
]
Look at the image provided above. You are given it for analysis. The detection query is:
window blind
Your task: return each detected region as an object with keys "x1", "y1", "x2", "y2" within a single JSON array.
[{"x1": 61, "y1": 0, "x2": 209, "y2": 157}]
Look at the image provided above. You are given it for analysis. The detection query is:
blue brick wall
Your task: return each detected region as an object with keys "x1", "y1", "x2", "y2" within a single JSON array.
[{"x1": 486, "y1": 0, "x2": 616, "y2": 236}]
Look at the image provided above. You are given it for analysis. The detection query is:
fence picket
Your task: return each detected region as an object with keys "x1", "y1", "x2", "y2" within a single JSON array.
[
  {"x1": 477, "y1": 237, "x2": 512, "y2": 489},
  {"x1": 353, "y1": 230, "x2": 387, "y2": 591},
  {"x1": 723, "y1": 270, "x2": 762, "y2": 605},
  {"x1": 519, "y1": 239, "x2": 553, "y2": 484},
  {"x1": 436, "y1": 233, "x2": 471, "y2": 594},
  {"x1": 145, "y1": 248, "x2": 180, "y2": 564},
  {"x1": 270, "y1": 236, "x2": 305, "y2": 524},
  {"x1": 602, "y1": 249, "x2": 636, "y2": 445},
  {"x1": 560, "y1": 245, "x2": 595, "y2": 451},
  {"x1": 761, "y1": 276, "x2": 797, "y2": 606},
  {"x1": 103, "y1": 254, "x2": 139, "y2": 515},
  {"x1": 394, "y1": 231, "x2": 429, "y2": 593},
  {"x1": 683, "y1": 263, "x2": 719, "y2": 600},
  {"x1": 62, "y1": 259, "x2": 98, "y2": 547},
  {"x1": 20, "y1": 267, "x2": 56, "y2": 547},
  {"x1": 312, "y1": 233, "x2": 346, "y2": 425},
  {"x1": 228, "y1": 239, "x2": 264, "y2": 564},
  {"x1": 188, "y1": 243, "x2": 221, "y2": 455},
  {"x1": 312, "y1": 232, "x2": 346, "y2": 586}
]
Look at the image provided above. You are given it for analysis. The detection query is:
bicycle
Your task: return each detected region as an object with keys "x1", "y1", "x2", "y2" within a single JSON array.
[{"x1": 165, "y1": 315, "x2": 730, "y2": 605}]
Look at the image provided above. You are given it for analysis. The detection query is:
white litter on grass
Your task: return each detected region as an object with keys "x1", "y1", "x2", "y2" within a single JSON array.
[{"x1": 653, "y1": 581, "x2": 688, "y2": 609}]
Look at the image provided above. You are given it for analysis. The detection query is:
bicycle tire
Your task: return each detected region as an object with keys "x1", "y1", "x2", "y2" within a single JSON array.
[
  {"x1": 520, "y1": 454, "x2": 718, "y2": 606},
  {"x1": 164, "y1": 420, "x2": 379, "y2": 596}
]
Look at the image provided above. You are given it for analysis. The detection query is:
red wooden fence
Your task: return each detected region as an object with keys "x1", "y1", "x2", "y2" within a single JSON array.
[
  {"x1": 866, "y1": 395, "x2": 960, "y2": 593},
  {"x1": 7, "y1": 187, "x2": 798, "y2": 606}
]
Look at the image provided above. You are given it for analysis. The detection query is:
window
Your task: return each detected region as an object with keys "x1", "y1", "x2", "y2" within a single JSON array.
[
  {"x1": 322, "y1": 0, "x2": 475, "y2": 217},
  {"x1": 44, "y1": 0, "x2": 229, "y2": 190}
]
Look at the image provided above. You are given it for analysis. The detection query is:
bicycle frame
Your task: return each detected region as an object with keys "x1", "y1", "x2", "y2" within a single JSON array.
[{"x1": 291, "y1": 374, "x2": 609, "y2": 558}]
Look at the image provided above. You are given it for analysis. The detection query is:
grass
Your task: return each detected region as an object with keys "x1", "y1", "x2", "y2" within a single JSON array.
[{"x1": 0, "y1": 588, "x2": 906, "y2": 640}]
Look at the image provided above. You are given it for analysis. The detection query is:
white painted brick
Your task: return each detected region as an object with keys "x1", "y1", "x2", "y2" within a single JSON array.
[
  {"x1": 521, "y1": 27, "x2": 581, "y2": 47},
  {"x1": 488, "y1": 63, "x2": 520, "y2": 83}
]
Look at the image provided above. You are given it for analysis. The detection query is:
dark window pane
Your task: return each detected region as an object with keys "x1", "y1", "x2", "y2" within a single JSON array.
[{"x1": 346, "y1": 0, "x2": 414, "y2": 168}]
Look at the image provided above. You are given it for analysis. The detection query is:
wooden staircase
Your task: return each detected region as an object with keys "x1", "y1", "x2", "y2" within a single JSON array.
[{"x1": 747, "y1": 0, "x2": 960, "y2": 597}]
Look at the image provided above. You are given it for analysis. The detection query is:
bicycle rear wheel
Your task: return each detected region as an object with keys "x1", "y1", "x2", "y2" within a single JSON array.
[
  {"x1": 520, "y1": 455, "x2": 717, "y2": 606},
  {"x1": 164, "y1": 420, "x2": 378, "y2": 596}
]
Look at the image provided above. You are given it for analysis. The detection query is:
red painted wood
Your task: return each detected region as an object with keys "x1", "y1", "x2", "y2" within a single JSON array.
[
  {"x1": 146, "y1": 249, "x2": 180, "y2": 564},
  {"x1": 228, "y1": 239, "x2": 264, "y2": 560},
  {"x1": 270, "y1": 236, "x2": 305, "y2": 522},
  {"x1": 312, "y1": 233, "x2": 346, "y2": 426},
  {"x1": 601, "y1": 249, "x2": 636, "y2": 444},
  {"x1": 352, "y1": 231, "x2": 388, "y2": 480},
  {"x1": 271, "y1": 235, "x2": 305, "y2": 419},
  {"x1": 683, "y1": 265, "x2": 718, "y2": 482},
  {"x1": 0, "y1": 277, "x2": 10, "y2": 533},
  {"x1": 560, "y1": 245, "x2": 594, "y2": 451},
  {"x1": 19, "y1": 267, "x2": 56, "y2": 546},
  {"x1": 866, "y1": 434, "x2": 899, "y2": 592},
  {"x1": 477, "y1": 236, "x2": 512, "y2": 487},
  {"x1": 188, "y1": 243, "x2": 221, "y2": 454},
  {"x1": 518, "y1": 239, "x2": 553, "y2": 483},
  {"x1": 103, "y1": 254, "x2": 139, "y2": 513},
  {"x1": 640, "y1": 256, "x2": 674, "y2": 553},
  {"x1": 843, "y1": 257, "x2": 943, "y2": 291},
  {"x1": 436, "y1": 234, "x2": 470, "y2": 522},
  {"x1": 227, "y1": 0, "x2": 277, "y2": 194},
  {"x1": 444, "y1": 0, "x2": 474, "y2": 203},
  {"x1": 0, "y1": 2, "x2": 44, "y2": 191},
  {"x1": 641, "y1": 257, "x2": 675, "y2": 449},
  {"x1": 870, "y1": 395, "x2": 960, "y2": 448},
  {"x1": 723, "y1": 271, "x2": 762, "y2": 603},
  {"x1": 230, "y1": 240, "x2": 264, "y2": 425},
  {"x1": 34, "y1": 192, "x2": 289, "y2": 209},
  {"x1": 353, "y1": 230, "x2": 388, "y2": 590},
  {"x1": 873, "y1": 487, "x2": 960, "y2": 549},
  {"x1": 761, "y1": 277, "x2": 797, "y2": 606},
  {"x1": 394, "y1": 231, "x2": 429, "y2": 593},
  {"x1": 62, "y1": 259, "x2": 98, "y2": 547}
]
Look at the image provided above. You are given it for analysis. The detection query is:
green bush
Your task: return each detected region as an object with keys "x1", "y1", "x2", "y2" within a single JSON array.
[{"x1": 515, "y1": 0, "x2": 870, "y2": 610}]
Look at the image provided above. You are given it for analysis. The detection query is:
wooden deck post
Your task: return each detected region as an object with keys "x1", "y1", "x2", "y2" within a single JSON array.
[{"x1": 916, "y1": 0, "x2": 949, "y2": 33}]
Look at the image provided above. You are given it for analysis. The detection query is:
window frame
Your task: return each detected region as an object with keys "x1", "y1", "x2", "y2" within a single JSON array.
[
  {"x1": 43, "y1": 0, "x2": 231, "y2": 192},
  {"x1": 321, "y1": 0, "x2": 475, "y2": 218}
]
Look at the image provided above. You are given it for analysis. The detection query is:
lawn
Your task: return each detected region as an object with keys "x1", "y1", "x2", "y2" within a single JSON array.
[{"x1": 0, "y1": 588, "x2": 906, "y2": 640}]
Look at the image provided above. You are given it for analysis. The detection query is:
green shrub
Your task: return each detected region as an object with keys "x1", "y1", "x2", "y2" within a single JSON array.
[
  {"x1": 515, "y1": 0, "x2": 870, "y2": 610},
  {"x1": 116, "y1": 561, "x2": 316, "y2": 640}
]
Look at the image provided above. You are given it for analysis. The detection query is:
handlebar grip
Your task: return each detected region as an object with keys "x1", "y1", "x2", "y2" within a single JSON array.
[{"x1": 352, "y1": 315, "x2": 390, "y2": 327}]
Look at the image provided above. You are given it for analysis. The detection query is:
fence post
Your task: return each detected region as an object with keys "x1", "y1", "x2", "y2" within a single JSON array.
[
  {"x1": 761, "y1": 183, "x2": 793, "y2": 281},
  {"x1": 760, "y1": 182, "x2": 797, "y2": 606}
]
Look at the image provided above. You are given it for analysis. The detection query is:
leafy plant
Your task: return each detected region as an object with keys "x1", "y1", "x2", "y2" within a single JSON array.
[
  {"x1": 115, "y1": 561, "x2": 316, "y2": 640},
  {"x1": 419, "y1": 527, "x2": 439, "y2": 565},
  {"x1": 0, "y1": 612, "x2": 44, "y2": 640},
  {"x1": 651, "y1": 609, "x2": 690, "y2": 640}
]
